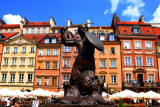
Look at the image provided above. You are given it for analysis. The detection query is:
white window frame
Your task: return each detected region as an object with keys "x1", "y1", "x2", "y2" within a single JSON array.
[
  {"x1": 37, "y1": 28, "x2": 40, "y2": 34},
  {"x1": 53, "y1": 49, "x2": 58, "y2": 55},
  {"x1": 10, "y1": 74, "x2": 15, "y2": 82},
  {"x1": 100, "y1": 60, "x2": 106, "y2": 68},
  {"x1": 111, "y1": 75, "x2": 116, "y2": 83},
  {"x1": 110, "y1": 60, "x2": 116, "y2": 68},
  {"x1": 147, "y1": 58, "x2": 153, "y2": 66},
  {"x1": 100, "y1": 35, "x2": 105, "y2": 41},
  {"x1": 53, "y1": 62, "x2": 57, "y2": 69},
  {"x1": 64, "y1": 46, "x2": 70, "y2": 52},
  {"x1": 14, "y1": 47, "x2": 18, "y2": 53},
  {"x1": 39, "y1": 49, "x2": 44, "y2": 55},
  {"x1": 29, "y1": 59, "x2": 34, "y2": 65},
  {"x1": 28, "y1": 74, "x2": 33, "y2": 82},
  {"x1": 2, "y1": 74, "x2": 7, "y2": 82},
  {"x1": 26, "y1": 28, "x2": 29, "y2": 34},
  {"x1": 146, "y1": 42, "x2": 151, "y2": 49},
  {"x1": 11, "y1": 29, "x2": 14, "y2": 33},
  {"x1": 125, "y1": 57, "x2": 131, "y2": 66},
  {"x1": 12, "y1": 59, "x2": 17, "y2": 65},
  {"x1": 124, "y1": 41, "x2": 130, "y2": 49},
  {"x1": 5, "y1": 29, "x2": 8, "y2": 33},
  {"x1": 5, "y1": 47, "x2": 10, "y2": 53},
  {"x1": 45, "y1": 39, "x2": 49, "y2": 43},
  {"x1": 45, "y1": 77, "x2": 49, "y2": 85},
  {"x1": 31, "y1": 47, "x2": 35, "y2": 53},
  {"x1": 64, "y1": 59, "x2": 70, "y2": 67},
  {"x1": 46, "y1": 49, "x2": 51, "y2": 55},
  {"x1": 0, "y1": 29, "x2": 2, "y2": 33},
  {"x1": 19, "y1": 74, "x2": 24, "y2": 82},
  {"x1": 22, "y1": 47, "x2": 26, "y2": 53},
  {"x1": 135, "y1": 41, "x2": 141, "y2": 49},
  {"x1": 46, "y1": 62, "x2": 50, "y2": 69},
  {"x1": 126, "y1": 73, "x2": 132, "y2": 83},
  {"x1": 101, "y1": 75, "x2": 106, "y2": 87},
  {"x1": 43, "y1": 28, "x2": 46, "y2": 34},
  {"x1": 52, "y1": 39, "x2": 57, "y2": 43},
  {"x1": 110, "y1": 47, "x2": 115, "y2": 54},
  {"x1": 109, "y1": 35, "x2": 114, "y2": 41},
  {"x1": 31, "y1": 28, "x2": 35, "y2": 34},
  {"x1": 21, "y1": 59, "x2": 25, "y2": 65},
  {"x1": 37, "y1": 77, "x2": 42, "y2": 85},
  {"x1": 136, "y1": 57, "x2": 142, "y2": 66},
  {"x1": 63, "y1": 75, "x2": 69, "y2": 83},
  {"x1": 4, "y1": 58, "x2": 8, "y2": 65},
  {"x1": 148, "y1": 74, "x2": 154, "y2": 83}
]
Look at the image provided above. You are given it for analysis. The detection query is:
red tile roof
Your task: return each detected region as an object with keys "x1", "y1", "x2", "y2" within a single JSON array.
[
  {"x1": 24, "y1": 22, "x2": 50, "y2": 27},
  {"x1": 152, "y1": 27, "x2": 160, "y2": 36},
  {"x1": 0, "y1": 24, "x2": 20, "y2": 28},
  {"x1": 23, "y1": 34, "x2": 47, "y2": 42},
  {"x1": 1, "y1": 32, "x2": 19, "y2": 40},
  {"x1": 118, "y1": 26, "x2": 154, "y2": 35},
  {"x1": 117, "y1": 21, "x2": 150, "y2": 25}
]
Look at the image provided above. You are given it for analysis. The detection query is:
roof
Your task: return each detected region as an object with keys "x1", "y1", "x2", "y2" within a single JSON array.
[
  {"x1": 118, "y1": 26, "x2": 154, "y2": 35},
  {"x1": 23, "y1": 34, "x2": 47, "y2": 42},
  {"x1": 0, "y1": 24, "x2": 20, "y2": 28},
  {"x1": 152, "y1": 27, "x2": 160, "y2": 36},
  {"x1": 1, "y1": 32, "x2": 19, "y2": 40},
  {"x1": 117, "y1": 21, "x2": 150, "y2": 26},
  {"x1": 24, "y1": 22, "x2": 50, "y2": 27}
]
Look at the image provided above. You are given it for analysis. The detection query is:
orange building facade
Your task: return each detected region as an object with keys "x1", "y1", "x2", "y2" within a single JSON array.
[{"x1": 34, "y1": 34, "x2": 61, "y2": 92}]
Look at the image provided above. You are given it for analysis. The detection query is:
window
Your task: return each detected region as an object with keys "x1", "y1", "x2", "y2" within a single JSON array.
[
  {"x1": 45, "y1": 39, "x2": 49, "y2": 43},
  {"x1": 124, "y1": 41, "x2": 130, "y2": 49},
  {"x1": 45, "y1": 77, "x2": 49, "y2": 85},
  {"x1": 75, "y1": 47, "x2": 78, "y2": 52},
  {"x1": 133, "y1": 28, "x2": 138, "y2": 33},
  {"x1": 64, "y1": 46, "x2": 70, "y2": 52},
  {"x1": 136, "y1": 57, "x2": 142, "y2": 66},
  {"x1": 12, "y1": 59, "x2": 16, "y2": 65},
  {"x1": 21, "y1": 59, "x2": 25, "y2": 65},
  {"x1": 74, "y1": 30, "x2": 78, "y2": 34},
  {"x1": 37, "y1": 28, "x2": 40, "y2": 34},
  {"x1": 64, "y1": 59, "x2": 70, "y2": 67},
  {"x1": 4, "y1": 59, "x2": 8, "y2": 65},
  {"x1": 109, "y1": 35, "x2": 114, "y2": 40},
  {"x1": 46, "y1": 49, "x2": 51, "y2": 55},
  {"x1": 110, "y1": 47, "x2": 115, "y2": 54},
  {"x1": 148, "y1": 74, "x2": 154, "y2": 83},
  {"x1": 37, "y1": 77, "x2": 42, "y2": 85},
  {"x1": 97, "y1": 31, "x2": 100, "y2": 35},
  {"x1": 111, "y1": 75, "x2": 116, "y2": 83},
  {"x1": 105, "y1": 31, "x2": 109, "y2": 35},
  {"x1": 29, "y1": 59, "x2": 34, "y2": 65},
  {"x1": 92, "y1": 31, "x2": 95, "y2": 34},
  {"x1": 125, "y1": 57, "x2": 131, "y2": 66},
  {"x1": 11, "y1": 29, "x2": 14, "y2": 33},
  {"x1": 135, "y1": 41, "x2": 141, "y2": 49},
  {"x1": 52, "y1": 30, "x2": 55, "y2": 33},
  {"x1": 14, "y1": 47, "x2": 18, "y2": 53},
  {"x1": 100, "y1": 35, "x2": 105, "y2": 40},
  {"x1": 53, "y1": 62, "x2": 57, "y2": 69},
  {"x1": 39, "y1": 49, "x2": 44, "y2": 55},
  {"x1": 101, "y1": 75, "x2": 106, "y2": 87},
  {"x1": 43, "y1": 28, "x2": 46, "y2": 34},
  {"x1": 126, "y1": 74, "x2": 132, "y2": 83},
  {"x1": 2, "y1": 74, "x2": 7, "y2": 82},
  {"x1": 26, "y1": 28, "x2": 29, "y2": 34},
  {"x1": 22, "y1": 47, "x2": 26, "y2": 53},
  {"x1": 58, "y1": 30, "x2": 61, "y2": 33},
  {"x1": 5, "y1": 29, "x2": 8, "y2": 33},
  {"x1": 10, "y1": 74, "x2": 15, "y2": 82},
  {"x1": 52, "y1": 77, "x2": 57, "y2": 85},
  {"x1": 100, "y1": 60, "x2": 106, "y2": 68},
  {"x1": 5, "y1": 47, "x2": 10, "y2": 53},
  {"x1": 147, "y1": 58, "x2": 153, "y2": 66},
  {"x1": 28, "y1": 74, "x2": 32, "y2": 82},
  {"x1": 146, "y1": 42, "x2": 151, "y2": 49},
  {"x1": 53, "y1": 49, "x2": 58, "y2": 55},
  {"x1": 19, "y1": 74, "x2": 24, "y2": 82},
  {"x1": 52, "y1": 39, "x2": 57, "y2": 43},
  {"x1": 31, "y1": 47, "x2": 35, "y2": 53},
  {"x1": 31, "y1": 28, "x2": 35, "y2": 34},
  {"x1": 110, "y1": 60, "x2": 116, "y2": 68},
  {"x1": 0, "y1": 29, "x2": 2, "y2": 33},
  {"x1": 46, "y1": 62, "x2": 50, "y2": 69},
  {"x1": 63, "y1": 75, "x2": 69, "y2": 83}
]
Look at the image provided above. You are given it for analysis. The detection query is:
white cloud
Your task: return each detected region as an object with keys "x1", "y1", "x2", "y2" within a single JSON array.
[
  {"x1": 104, "y1": 9, "x2": 109, "y2": 15},
  {"x1": 149, "y1": 5, "x2": 160, "y2": 23},
  {"x1": 110, "y1": 0, "x2": 120, "y2": 13},
  {"x1": 3, "y1": 14, "x2": 22, "y2": 24},
  {"x1": 122, "y1": 0, "x2": 145, "y2": 21}
]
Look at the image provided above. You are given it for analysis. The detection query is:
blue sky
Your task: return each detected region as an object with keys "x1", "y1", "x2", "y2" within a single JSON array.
[{"x1": 0, "y1": 0, "x2": 160, "y2": 26}]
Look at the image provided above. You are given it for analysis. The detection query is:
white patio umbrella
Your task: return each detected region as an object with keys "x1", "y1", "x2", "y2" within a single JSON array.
[
  {"x1": 144, "y1": 91, "x2": 160, "y2": 99},
  {"x1": 0, "y1": 88, "x2": 13, "y2": 97},
  {"x1": 137, "y1": 92, "x2": 146, "y2": 98}
]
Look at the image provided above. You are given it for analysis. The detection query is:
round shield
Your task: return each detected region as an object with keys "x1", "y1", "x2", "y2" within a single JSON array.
[{"x1": 85, "y1": 31, "x2": 104, "y2": 51}]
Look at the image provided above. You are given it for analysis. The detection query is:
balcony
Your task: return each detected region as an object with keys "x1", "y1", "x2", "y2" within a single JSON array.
[{"x1": 123, "y1": 82, "x2": 160, "y2": 88}]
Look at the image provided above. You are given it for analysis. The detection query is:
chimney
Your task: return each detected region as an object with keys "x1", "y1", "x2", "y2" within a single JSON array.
[
  {"x1": 87, "y1": 19, "x2": 91, "y2": 28},
  {"x1": 20, "y1": 21, "x2": 23, "y2": 35},
  {"x1": 138, "y1": 15, "x2": 144, "y2": 23},
  {"x1": 50, "y1": 17, "x2": 56, "y2": 28},
  {"x1": 23, "y1": 17, "x2": 29, "y2": 25},
  {"x1": 111, "y1": 14, "x2": 120, "y2": 33},
  {"x1": 0, "y1": 19, "x2": 6, "y2": 25},
  {"x1": 68, "y1": 19, "x2": 72, "y2": 27}
]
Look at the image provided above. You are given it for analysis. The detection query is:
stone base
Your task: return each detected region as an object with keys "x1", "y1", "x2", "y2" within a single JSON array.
[{"x1": 46, "y1": 103, "x2": 118, "y2": 107}]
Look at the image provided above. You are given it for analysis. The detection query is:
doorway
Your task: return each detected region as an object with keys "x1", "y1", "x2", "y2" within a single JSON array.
[{"x1": 137, "y1": 74, "x2": 143, "y2": 87}]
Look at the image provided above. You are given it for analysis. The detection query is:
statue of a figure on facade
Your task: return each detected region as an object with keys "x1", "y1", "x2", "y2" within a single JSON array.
[{"x1": 59, "y1": 24, "x2": 115, "y2": 105}]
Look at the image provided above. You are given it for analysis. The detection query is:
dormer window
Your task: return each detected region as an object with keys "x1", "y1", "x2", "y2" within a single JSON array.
[
  {"x1": 97, "y1": 31, "x2": 100, "y2": 35},
  {"x1": 52, "y1": 38, "x2": 57, "y2": 43},
  {"x1": 105, "y1": 31, "x2": 109, "y2": 35},
  {"x1": 74, "y1": 30, "x2": 78, "y2": 34},
  {"x1": 100, "y1": 35, "x2": 105, "y2": 41},
  {"x1": 45, "y1": 39, "x2": 49, "y2": 43},
  {"x1": 109, "y1": 35, "x2": 114, "y2": 41},
  {"x1": 58, "y1": 30, "x2": 61, "y2": 33},
  {"x1": 92, "y1": 31, "x2": 95, "y2": 34},
  {"x1": 132, "y1": 25, "x2": 141, "y2": 33}
]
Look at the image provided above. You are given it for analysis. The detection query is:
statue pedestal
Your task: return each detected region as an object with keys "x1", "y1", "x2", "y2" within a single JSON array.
[{"x1": 46, "y1": 103, "x2": 118, "y2": 107}]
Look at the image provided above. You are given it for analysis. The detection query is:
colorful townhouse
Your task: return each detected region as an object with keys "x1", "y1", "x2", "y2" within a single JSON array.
[
  {"x1": 34, "y1": 34, "x2": 61, "y2": 92},
  {"x1": 112, "y1": 14, "x2": 160, "y2": 93},
  {"x1": 0, "y1": 34, "x2": 37, "y2": 91}
]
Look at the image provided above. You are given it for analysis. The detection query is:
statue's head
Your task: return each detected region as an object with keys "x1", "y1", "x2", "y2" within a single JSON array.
[{"x1": 78, "y1": 25, "x2": 88, "y2": 38}]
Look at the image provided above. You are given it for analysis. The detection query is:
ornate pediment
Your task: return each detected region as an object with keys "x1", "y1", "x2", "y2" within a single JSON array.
[{"x1": 9, "y1": 37, "x2": 31, "y2": 45}]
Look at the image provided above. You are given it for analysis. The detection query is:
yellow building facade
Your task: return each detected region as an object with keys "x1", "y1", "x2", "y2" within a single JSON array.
[{"x1": 0, "y1": 35, "x2": 36, "y2": 91}]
